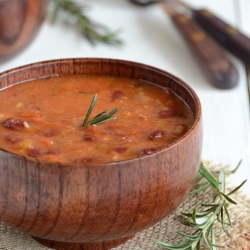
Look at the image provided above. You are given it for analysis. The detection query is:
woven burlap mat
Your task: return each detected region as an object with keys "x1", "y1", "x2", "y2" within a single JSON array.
[{"x1": 1, "y1": 160, "x2": 250, "y2": 250}]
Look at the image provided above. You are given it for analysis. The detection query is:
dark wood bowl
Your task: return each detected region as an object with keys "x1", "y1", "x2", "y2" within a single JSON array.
[
  {"x1": 0, "y1": 0, "x2": 47, "y2": 62},
  {"x1": 0, "y1": 58, "x2": 202, "y2": 250}
]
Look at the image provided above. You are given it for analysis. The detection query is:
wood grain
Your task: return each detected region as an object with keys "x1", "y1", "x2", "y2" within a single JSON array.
[
  {"x1": 0, "y1": 0, "x2": 47, "y2": 61},
  {"x1": 160, "y1": 5, "x2": 239, "y2": 89},
  {"x1": 193, "y1": 9, "x2": 250, "y2": 65},
  {"x1": 0, "y1": 58, "x2": 202, "y2": 249}
]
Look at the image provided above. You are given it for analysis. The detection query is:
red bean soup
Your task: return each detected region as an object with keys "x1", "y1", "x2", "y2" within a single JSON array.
[{"x1": 0, "y1": 75, "x2": 194, "y2": 164}]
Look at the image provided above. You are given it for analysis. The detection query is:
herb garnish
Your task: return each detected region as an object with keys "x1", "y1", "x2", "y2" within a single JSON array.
[
  {"x1": 154, "y1": 160, "x2": 247, "y2": 250},
  {"x1": 82, "y1": 94, "x2": 118, "y2": 127},
  {"x1": 50, "y1": 0, "x2": 123, "y2": 45}
]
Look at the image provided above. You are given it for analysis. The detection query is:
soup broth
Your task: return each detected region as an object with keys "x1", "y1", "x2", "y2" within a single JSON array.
[{"x1": 0, "y1": 75, "x2": 194, "y2": 164}]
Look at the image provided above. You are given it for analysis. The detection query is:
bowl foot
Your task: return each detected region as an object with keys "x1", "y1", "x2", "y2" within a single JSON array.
[{"x1": 33, "y1": 235, "x2": 133, "y2": 250}]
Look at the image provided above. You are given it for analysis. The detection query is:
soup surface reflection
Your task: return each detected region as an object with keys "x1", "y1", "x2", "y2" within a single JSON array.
[{"x1": 0, "y1": 75, "x2": 194, "y2": 164}]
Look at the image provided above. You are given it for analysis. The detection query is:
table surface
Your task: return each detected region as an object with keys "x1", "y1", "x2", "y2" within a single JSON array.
[{"x1": 0, "y1": 0, "x2": 249, "y2": 193}]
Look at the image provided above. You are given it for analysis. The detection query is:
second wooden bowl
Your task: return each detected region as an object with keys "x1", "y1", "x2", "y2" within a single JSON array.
[{"x1": 0, "y1": 0, "x2": 47, "y2": 61}]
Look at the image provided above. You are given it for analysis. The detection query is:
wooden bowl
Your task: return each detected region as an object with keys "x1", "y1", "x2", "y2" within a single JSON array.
[
  {"x1": 0, "y1": 0, "x2": 47, "y2": 62},
  {"x1": 0, "y1": 58, "x2": 202, "y2": 250}
]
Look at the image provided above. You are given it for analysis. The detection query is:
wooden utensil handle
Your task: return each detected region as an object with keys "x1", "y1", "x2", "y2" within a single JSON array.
[
  {"x1": 171, "y1": 14, "x2": 238, "y2": 89},
  {"x1": 192, "y1": 9, "x2": 250, "y2": 64}
]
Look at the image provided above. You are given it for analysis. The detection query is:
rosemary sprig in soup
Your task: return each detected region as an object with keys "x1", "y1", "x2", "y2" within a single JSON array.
[{"x1": 82, "y1": 94, "x2": 118, "y2": 127}]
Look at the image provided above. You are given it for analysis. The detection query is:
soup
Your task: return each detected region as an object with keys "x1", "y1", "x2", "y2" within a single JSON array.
[{"x1": 0, "y1": 75, "x2": 194, "y2": 164}]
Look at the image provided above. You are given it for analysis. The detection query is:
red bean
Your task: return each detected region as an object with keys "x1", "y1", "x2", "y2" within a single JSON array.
[
  {"x1": 29, "y1": 148, "x2": 41, "y2": 158},
  {"x1": 138, "y1": 148, "x2": 156, "y2": 156},
  {"x1": 83, "y1": 135, "x2": 95, "y2": 141},
  {"x1": 149, "y1": 130, "x2": 164, "y2": 139},
  {"x1": 74, "y1": 157, "x2": 99, "y2": 164},
  {"x1": 3, "y1": 117, "x2": 27, "y2": 130},
  {"x1": 111, "y1": 91, "x2": 123, "y2": 102},
  {"x1": 45, "y1": 129, "x2": 60, "y2": 137},
  {"x1": 4, "y1": 134, "x2": 24, "y2": 143},
  {"x1": 158, "y1": 110, "x2": 177, "y2": 118},
  {"x1": 47, "y1": 148, "x2": 61, "y2": 155},
  {"x1": 109, "y1": 147, "x2": 127, "y2": 153}
]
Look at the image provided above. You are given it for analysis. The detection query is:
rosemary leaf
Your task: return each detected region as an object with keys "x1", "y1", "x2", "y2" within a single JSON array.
[
  {"x1": 183, "y1": 207, "x2": 217, "y2": 218},
  {"x1": 181, "y1": 220, "x2": 198, "y2": 228},
  {"x1": 195, "y1": 173, "x2": 204, "y2": 183},
  {"x1": 227, "y1": 179, "x2": 247, "y2": 196},
  {"x1": 202, "y1": 231, "x2": 211, "y2": 249},
  {"x1": 84, "y1": 109, "x2": 118, "y2": 127},
  {"x1": 210, "y1": 225, "x2": 220, "y2": 250},
  {"x1": 178, "y1": 232, "x2": 200, "y2": 240},
  {"x1": 82, "y1": 94, "x2": 118, "y2": 127},
  {"x1": 83, "y1": 94, "x2": 97, "y2": 125},
  {"x1": 92, "y1": 110, "x2": 108, "y2": 119},
  {"x1": 211, "y1": 159, "x2": 242, "y2": 174},
  {"x1": 199, "y1": 163, "x2": 221, "y2": 189},
  {"x1": 189, "y1": 182, "x2": 210, "y2": 195},
  {"x1": 201, "y1": 204, "x2": 219, "y2": 207},
  {"x1": 220, "y1": 193, "x2": 237, "y2": 205},
  {"x1": 191, "y1": 209, "x2": 196, "y2": 223},
  {"x1": 219, "y1": 169, "x2": 226, "y2": 193},
  {"x1": 220, "y1": 207, "x2": 231, "y2": 236},
  {"x1": 223, "y1": 204, "x2": 232, "y2": 227},
  {"x1": 230, "y1": 159, "x2": 242, "y2": 173},
  {"x1": 154, "y1": 238, "x2": 195, "y2": 249}
]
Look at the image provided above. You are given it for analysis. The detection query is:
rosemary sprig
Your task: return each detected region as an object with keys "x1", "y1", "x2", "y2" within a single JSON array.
[
  {"x1": 82, "y1": 94, "x2": 118, "y2": 127},
  {"x1": 154, "y1": 160, "x2": 247, "y2": 250},
  {"x1": 50, "y1": 0, "x2": 123, "y2": 45}
]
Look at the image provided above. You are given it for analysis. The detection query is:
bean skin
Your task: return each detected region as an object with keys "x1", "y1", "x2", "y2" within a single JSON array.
[
  {"x1": 109, "y1": 147, "x2": 127, "y2": 153},
  {"x1": 47, "y1": 148, "x2": 61, "y2": 155},
  {"x1": 138, "y1": 148, "x2": 156, "y2": 156},
  {"x1": 29, "y1": 148, "x2": 41, "y2": 158},
  {"x1": 158, "y1": 110, "x2": 177, "y2": 118},
  {"x1": 149, "y1": 130, "x2": 164, "y2": 139},
  {"x1": 74, "y1": 157, "x2": 101, "y2": 164},
  {"x1": 111, "y1": 91, "x2": 123, "y2": 102},
  {"x1": 4, "y1": 134, "x2": 24, "y2": 143},
  {"x1": 3, "y1": 117, "x2": 28, "y2": 130},
  {"x1": 83, "y1": 135, "x2": 95, "y2": 141},
  {"x1": 45, "y1": 129, "x2": 61, "y2": 137}
]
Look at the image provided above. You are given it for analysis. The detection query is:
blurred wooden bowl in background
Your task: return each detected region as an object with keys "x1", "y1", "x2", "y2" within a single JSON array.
[{"x1": 0, "y1": 0, "x2": 47, "y2": 62}]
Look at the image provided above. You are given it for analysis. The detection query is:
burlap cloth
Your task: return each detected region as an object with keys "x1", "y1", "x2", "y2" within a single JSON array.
[{"x1": 1, "y1": 160, "x2": 250, "y2": 250}]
